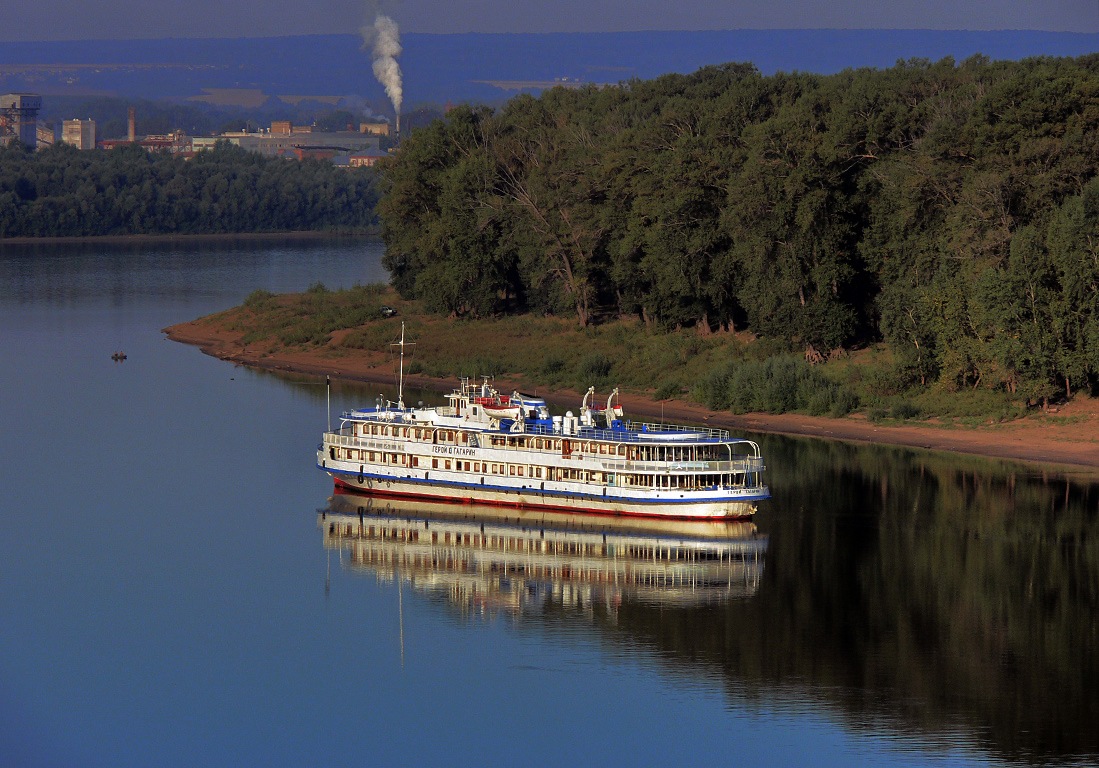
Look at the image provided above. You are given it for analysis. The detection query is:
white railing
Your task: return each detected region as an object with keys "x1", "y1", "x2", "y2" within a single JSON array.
[
  {"x1": 325, "y1": 433, "x2": 406, "y2": 453},
  {"x1": 622, "y1": 420, "x2": 732, "y2": 441},
  {"x1": 600, "y1": 457, "x2": 764, "y2": 474}
]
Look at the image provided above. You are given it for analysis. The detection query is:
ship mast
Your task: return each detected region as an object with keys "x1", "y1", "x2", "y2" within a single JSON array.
[{"x1": 391, "y1": 322, "x2": 414, "y2": 409}]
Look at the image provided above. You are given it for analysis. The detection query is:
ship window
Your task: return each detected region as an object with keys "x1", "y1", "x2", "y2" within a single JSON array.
[
  {"x1": 517, "y1": 466, "x2": 525, "y2": 476},
  {"x1": 411, "y1": 457, "x2": 419, "y2": 467},
  {"x1": 445, "y1": 460, "x2": 452, "y2": 470},
  {"x1": 432, "y1": 459, "x2": 439, "y2": 469},
  {"x1": 509, "y1": 465, "x2": 516, "y2": 476}
]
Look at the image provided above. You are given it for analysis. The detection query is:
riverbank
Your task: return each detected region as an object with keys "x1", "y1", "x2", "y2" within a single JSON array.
[{"x1": 165, "y1": 315, "x2": 1099, "y2": 473}]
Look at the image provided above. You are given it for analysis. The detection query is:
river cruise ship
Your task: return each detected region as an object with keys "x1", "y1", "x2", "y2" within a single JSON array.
[{"x1": 317, "y1": 374, "x2": 769, "y2": 519}]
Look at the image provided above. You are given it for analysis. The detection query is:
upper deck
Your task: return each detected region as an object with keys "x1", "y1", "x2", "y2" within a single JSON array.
[{"x1": 341, "y1": 406, "x2": 744, "y2": 446}]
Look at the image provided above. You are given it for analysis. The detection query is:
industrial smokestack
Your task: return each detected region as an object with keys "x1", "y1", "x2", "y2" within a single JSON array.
[
  {"x1": 127, "y1": 107, "x2": 135, "y2": 142},
  {"x1": 361, "y1": 15, "x2": 403, "y2": 127}
]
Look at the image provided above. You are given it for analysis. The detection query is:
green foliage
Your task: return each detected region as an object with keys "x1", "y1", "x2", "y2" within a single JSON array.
[
  {"x1": 578, "y1": 352, "x2": 614, "y2": 383},
  {"x1": 653, "y1": 379, "x2": 682, "y2": 400},
  {"x1": 0, "y1": 141, "x2": 380, "y2": 237},
  {"x1": 379, "y1": 54, "x2": 1099, "y2": 402},
  {"x1": 891, "y1": 401, "x2": 922, "y2": 420},
  {"x1": 243, "y1": 289, "x2": 275, "y2": 310},
  {"x1": 233, "y1": 282, "x2": 392, "y2": 347},
  {"x1": 692, "y1": 355, "x2": 859, "y2": 416},
  {"x1": 540, "y1": 355, "x2": 566, "y2": 378}
]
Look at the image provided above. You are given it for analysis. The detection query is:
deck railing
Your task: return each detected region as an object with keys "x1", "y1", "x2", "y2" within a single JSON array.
[
  {"x1": 510, "y1": 420, "x2": 734, "y2": 443},
  {"x1": 600, "y1": 457, "x2": 765, "y2": 475},
  {"x1": 324, "y1": 432, "x2": 407, "y2": 452}
]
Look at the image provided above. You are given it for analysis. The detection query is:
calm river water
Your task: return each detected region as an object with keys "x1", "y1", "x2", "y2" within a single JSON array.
[{"x1": 1, "y1": 238, "x2": 1097, "y2": 767}]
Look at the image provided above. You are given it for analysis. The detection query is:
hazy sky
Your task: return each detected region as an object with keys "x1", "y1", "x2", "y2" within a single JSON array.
[{"x1": 2, "y1": 0, "x2": 1098, "y2": 42}]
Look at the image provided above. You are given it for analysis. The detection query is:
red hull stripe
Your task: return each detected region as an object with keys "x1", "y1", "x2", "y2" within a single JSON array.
[{"x1": 331, "y1": 478, "x2": 753, "y2": 521}]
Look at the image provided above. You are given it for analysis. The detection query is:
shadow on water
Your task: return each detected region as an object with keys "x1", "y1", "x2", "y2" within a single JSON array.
[{"x1": 316, "y1": 432, "x2": 1099, "y2": 766}]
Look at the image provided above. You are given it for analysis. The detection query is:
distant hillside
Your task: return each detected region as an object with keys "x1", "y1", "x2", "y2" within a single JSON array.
[{"x1": 2, "y1": 30, "x2": 1098, "y2": 118}]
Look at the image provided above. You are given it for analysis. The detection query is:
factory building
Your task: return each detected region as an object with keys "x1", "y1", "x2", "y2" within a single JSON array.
[
  {"x1": 359, "y1": 121, "x2": 390, "y2": 137},
  {"x1": 62, "y1": 119, "x2": 96, "y2": 150},
  {"x1": 36, "y1": 124, "x2": 55, "y2": 147},
  {"x1": 195, "y1": 121, "x2": 381, "y2": 159},
  {"x1": 349, "y1": 147, "x2": 390, "y2": 167},
  {"x1": 1, "y1": 93, "x2": 42, "y2": 148}
]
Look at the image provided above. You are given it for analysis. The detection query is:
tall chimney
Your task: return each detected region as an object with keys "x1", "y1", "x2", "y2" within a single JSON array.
[{"x1": 127, "y1": 107, "x2": 135, "y2": 142}]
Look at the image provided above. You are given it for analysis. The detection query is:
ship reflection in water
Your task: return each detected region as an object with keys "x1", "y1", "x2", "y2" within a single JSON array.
[{"x1": 319, "y1": 490, "x2": 768, "y2": 617}]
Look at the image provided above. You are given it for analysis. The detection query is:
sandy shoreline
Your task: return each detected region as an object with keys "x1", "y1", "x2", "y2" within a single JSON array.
[{"x1": 164, "y1": 317, "x2": 1099, "y2": 474}]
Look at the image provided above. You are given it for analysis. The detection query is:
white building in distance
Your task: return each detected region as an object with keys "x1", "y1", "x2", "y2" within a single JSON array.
[{"x1": 62, "y1": 119, "x2": 96, "y2": 150}]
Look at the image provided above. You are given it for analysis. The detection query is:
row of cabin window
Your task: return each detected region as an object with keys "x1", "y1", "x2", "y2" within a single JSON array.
[
  {"x1": 490, "y1": 435, "x2": 627, "y2": 456},
  {"x1": 356, "y1": 424, "x2": 634, "y2": 457},
  {"x1": 356, "y1": 424, "x2": 469, "y2": 443},
  {"x1": 337, "y1": 447, "x2": 732, "y2": 488}
]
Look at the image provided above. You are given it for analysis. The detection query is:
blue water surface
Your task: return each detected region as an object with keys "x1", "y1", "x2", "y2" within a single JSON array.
[{"x1": 0, "y1": 238, "x2": 1092, "y2": 767}]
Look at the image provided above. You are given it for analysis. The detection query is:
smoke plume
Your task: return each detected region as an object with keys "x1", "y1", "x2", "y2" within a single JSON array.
[{"x1": 362, "y1": 15, "x2": 403, "y2": 120}]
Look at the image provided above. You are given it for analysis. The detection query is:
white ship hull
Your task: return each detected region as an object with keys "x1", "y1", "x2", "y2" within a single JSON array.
[
  {"x1": 318, "y1": 377, "x2": 769, "y2": 521},
  {"x1": 323, "y1": 469, "x2": 759, "y2": 519}
]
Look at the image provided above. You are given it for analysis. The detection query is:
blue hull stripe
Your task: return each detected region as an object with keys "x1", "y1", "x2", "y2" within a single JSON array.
[{"x1": 318, "y1": 463, "x2": 771, "y2": 505}]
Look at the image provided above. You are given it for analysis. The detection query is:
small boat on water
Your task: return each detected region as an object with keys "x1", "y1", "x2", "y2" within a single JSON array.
[{"x1": 316, "y1": 326, "x2": 769, "y2": 519}]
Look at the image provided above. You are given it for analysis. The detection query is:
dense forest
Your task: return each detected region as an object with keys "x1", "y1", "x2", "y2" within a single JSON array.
[
  {"x1": 0, "y1": 141, "x2": 380, "y2": 237},
  {"x1": 379, "y1": 55, "x2": 1099, "y2": 405}
]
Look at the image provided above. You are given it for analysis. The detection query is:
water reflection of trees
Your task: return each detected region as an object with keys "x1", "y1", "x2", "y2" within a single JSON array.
[
  {"x1": 315, "y1": 434, "x2": 1098, "y2": 764},
  {"x1": 620, "y1": 435, "x2": 1099, "y2": 764}
]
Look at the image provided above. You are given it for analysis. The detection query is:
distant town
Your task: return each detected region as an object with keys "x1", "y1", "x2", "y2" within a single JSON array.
[{"x1": 1, "y1": 91, "x2": 392, "y2": 167}]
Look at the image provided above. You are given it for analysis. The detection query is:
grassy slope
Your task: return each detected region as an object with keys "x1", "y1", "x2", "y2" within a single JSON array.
[{"x1": 207, "y1": 283, "x2": 1038, "y2": 426}]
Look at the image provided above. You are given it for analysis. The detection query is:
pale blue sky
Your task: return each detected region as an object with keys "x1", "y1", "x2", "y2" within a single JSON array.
[{"x1": 1, "y1": 0, "x2": 1097, "y2": 42}]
